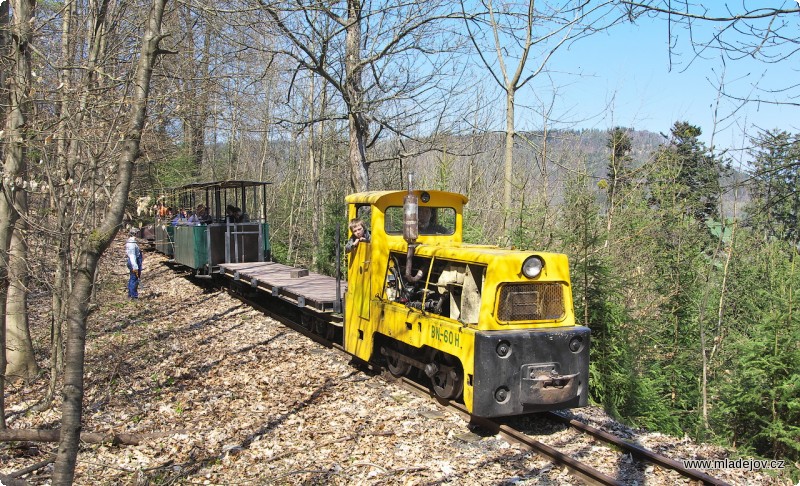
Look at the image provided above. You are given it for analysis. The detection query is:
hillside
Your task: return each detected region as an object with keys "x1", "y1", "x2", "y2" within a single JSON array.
[{"x1": 2, "y1": 237, "x2": 784, "y2": 485}]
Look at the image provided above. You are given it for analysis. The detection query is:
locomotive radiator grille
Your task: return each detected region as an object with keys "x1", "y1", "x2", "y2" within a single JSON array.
[{"x1": 497, "y1": 283, "x2": 565, "y2": 321}]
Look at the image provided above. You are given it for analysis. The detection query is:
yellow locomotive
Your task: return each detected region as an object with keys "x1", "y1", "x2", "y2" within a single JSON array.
[
  {"x1": 152, "y1": 181, "x2": 588, "y2": 418},
  {"x1": 344, "y1": 189, "x2": 589, "y2": 417}
]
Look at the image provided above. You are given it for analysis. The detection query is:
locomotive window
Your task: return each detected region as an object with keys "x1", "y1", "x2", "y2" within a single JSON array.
[
  {"x1": 354, "y1": 205, "x2": 371, "y2": 231},
  {"x1": 384, "y1": 206, "x2": 456, "y2": 235},
  {"x1": 384, "y1": 207, "x2": 403, "y2": 233}
]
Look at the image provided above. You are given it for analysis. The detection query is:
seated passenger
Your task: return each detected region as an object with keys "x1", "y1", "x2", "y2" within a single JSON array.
[
  {"x1": 186, "y1": 210, "x2": 200, "y2": 224},
  {"x1": 171, "y1": 209, "x2": 188, "y2": 226},
  {"x1": 158, "y1": 202, "x2": 169, "y2": 218},
  {"x1": 226, "y1": 205, "x2": 243, "y2": 223},
  {"x1": 345, "y1": 218, "x2": 370, "y2": 254},
  {"x1": 195, "y1": 204, "x2": 212, "y2": 224}
]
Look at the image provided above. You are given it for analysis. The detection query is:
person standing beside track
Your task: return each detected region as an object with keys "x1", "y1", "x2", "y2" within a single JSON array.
[{"x1": 125, "y1": 228, "x2": 144, "y2": 299}]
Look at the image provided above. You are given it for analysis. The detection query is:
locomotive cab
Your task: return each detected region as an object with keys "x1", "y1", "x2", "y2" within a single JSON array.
[{"x1": 344, "y1": 190, "x2": 590, "y2": 417}]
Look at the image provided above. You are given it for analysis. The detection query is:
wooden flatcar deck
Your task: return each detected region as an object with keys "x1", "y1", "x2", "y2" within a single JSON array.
[{"x1": 219, "y1": 262, "x2": 345, "y2": 313}]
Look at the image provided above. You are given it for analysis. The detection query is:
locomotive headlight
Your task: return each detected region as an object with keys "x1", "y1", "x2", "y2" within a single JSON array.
[{"x1": 522, "y1": 256, "x2": 544, "y2": 278}]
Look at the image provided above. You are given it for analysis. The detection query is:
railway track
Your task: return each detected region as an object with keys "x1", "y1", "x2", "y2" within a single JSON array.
[
  {"x1": 219, "y1": 278, "x2": 732, "y2": 486},
  {"x1": 543, "y1": 412, "x2": 730, "y2": 485},
  {"x1": 393, "y1": 377, "x2": 730, "y2": 486}
]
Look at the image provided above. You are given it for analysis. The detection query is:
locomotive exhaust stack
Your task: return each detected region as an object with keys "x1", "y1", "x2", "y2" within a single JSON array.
[{"x1": 403, "y1": 174, "x2": 423, "y2": 283}]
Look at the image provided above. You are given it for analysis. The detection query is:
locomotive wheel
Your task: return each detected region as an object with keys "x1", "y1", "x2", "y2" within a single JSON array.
[
  {"x1": 386, "y1": 351, "x2": 412, "y2": 377},
  {"x1": 431, "y1": 355, "x2": 463, "y2": 400}
]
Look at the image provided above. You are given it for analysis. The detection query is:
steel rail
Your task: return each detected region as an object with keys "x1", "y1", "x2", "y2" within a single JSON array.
[
  {"x1": 545, "y1": 412, "x2": 731, "y2": 486},
  {"x1": 393, "y1": 377, "x2": 624, "y2": 486}
]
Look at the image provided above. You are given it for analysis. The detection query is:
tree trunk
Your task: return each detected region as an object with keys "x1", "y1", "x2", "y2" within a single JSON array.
[
  {"x1": 345, "y1": 0, "x2": 369, "y2": 192},
  {"x1": 5, "y1": 86, "x2": 35, "y2": 383},
  {"x1": 49, "y1": 235, "x2": 67, "y2": 404},
  {"x1": 0, "y1": 0, "x2": 8, "y2": 120},
  {"x1": 46, "y1": 0, "x2": 80, "y2": 407},
  {"x1": 0, "y1": 0, "x2": 36, "y2": 431},
  {"x1": 6, "y1": 223, "x2": 39, "y2": 382},
  {"x1": 503, "y1": 88, "x2": 515, "y2": 238},
  {"x1": 52, "y1": 0, "x2": 169, "y2": 481},
  {"x1": 2, "y1": 427, "x2": 184, "y2": 445}
]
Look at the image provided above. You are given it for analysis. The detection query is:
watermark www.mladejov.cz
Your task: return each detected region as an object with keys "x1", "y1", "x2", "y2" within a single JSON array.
[{"x1": 682, "y1": 458, "x2": 785, "y2": 471}]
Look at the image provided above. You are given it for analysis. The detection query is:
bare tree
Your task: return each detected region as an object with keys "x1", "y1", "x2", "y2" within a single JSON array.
[
  {"x1": 171, "y1": 0, "x2": 212, "y2": 174},
  {"x1": 52, "y1": 0, "x2": 172, "y2": 480},
  {"x1": 623, "y1": 1, "x2": 800, "y2": 108},
  {"x1": 461, "y1": 0, "x2": 623, "y2": 237},
  {"x1": 0, "y1": 0, "x2": 36, "y2": 430},
  {"x1": 6, "y1": 210, "x2": 38, "y2": 382},
  {"x1": 259, "y1": 0, "x2": 466, "y2": 191}
]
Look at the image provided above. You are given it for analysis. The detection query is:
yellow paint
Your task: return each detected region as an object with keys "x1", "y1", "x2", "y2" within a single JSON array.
[{"x1": 343, "y1": 190, "x2": 577, "y2": 414}]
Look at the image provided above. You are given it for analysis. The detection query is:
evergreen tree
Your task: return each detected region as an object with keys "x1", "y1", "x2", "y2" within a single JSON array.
[
  {"x1": 637, "y1": 122, "x2": 722, "y2": 434},
  {"x1": 746, "y1": 130, "x2": 800, "y2": 244},
  {"x1": 649, "y1": 122, "x2": 727, "y2": 224},
  {"x1": 558, "y1": 169, "x2": 640, "y2": 418},
  {"x1": 604, "y1": 126, "x2": 634, "y2": 204},
  {"x1": 714, "y1": 236, "x2": 800, "y2": 465}
]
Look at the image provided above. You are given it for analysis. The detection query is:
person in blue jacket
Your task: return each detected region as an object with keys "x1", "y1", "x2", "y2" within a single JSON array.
[{"x1": 125, "y1": 228, "x2": 143, "y2": 299}]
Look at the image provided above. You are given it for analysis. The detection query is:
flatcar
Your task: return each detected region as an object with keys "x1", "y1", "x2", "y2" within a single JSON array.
[{"x1": 149, "y1": 181, "x2": 590, "y2": 418}]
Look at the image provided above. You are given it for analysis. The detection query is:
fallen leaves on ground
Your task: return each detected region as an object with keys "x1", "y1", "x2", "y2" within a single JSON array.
[{"x1": 2, "y1": 237, "x2": 791, "y2": 485}]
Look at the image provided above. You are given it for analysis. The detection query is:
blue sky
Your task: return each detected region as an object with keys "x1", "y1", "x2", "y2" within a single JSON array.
[{"x1": 511, "y1": 8, "x2": 798, "y2": 163}]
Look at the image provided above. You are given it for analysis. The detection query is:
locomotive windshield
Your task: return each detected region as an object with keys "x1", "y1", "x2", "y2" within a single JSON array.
[{"x1": 384, "y1": 206, "x2": 455, "y2": 235}]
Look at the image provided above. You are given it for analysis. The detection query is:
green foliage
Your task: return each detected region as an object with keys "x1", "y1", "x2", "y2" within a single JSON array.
[
  {"x1": 746, "y1": 129, "x2": 800, "y2": 244},
  {"x1": 462, "y1": 212, "x2": 487, "y2": 245},
  {"x1": 626, "y1": 371, "x2": 684, "y2": 435},
  {"x1": 706, "y1": 218, "x2": 733, "y2": 244},
  {"x1": 556, "y1": 169, "x2": 644, "y2": 418},
  {"x1": 712, "y1": 237, "x2": 800, "y2": 468},
  {"x1": 605, "y1": 127, "x2": 634, "y2": 203},
  {"x1": 154, "y1": 152, "x2": 199, "y2": 189},
  {"x1": 507, "y1": 195, "x2": 554, "y2": 251},
  {"x1": 587, "y1": 298, "x2": 639, "y2": 417},
  {"x1": 315, "y1": 198, "x2": 348, "y2": 277},
  {"x1": 648, "y1": 122, "x2": 729, "y2": 224}
]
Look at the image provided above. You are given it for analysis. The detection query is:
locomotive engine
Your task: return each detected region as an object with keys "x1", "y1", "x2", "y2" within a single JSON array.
[
  {"x1": 344, "y1": 189, "x2": 589, "y2": 417},
  {"x1": 152, "y1": 181, "x2": 588, "y2": 418}
]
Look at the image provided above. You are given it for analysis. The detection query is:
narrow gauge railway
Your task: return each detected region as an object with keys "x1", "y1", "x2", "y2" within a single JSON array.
[
  {"x1": 147, "y1": 180, "x2": 730, "y2": 485},
  {"x1": 400, "y1": 380, "x2": 731, "y2": 486},
  {"x1": 182, "y1": 259, "x2": 731, "y2": 486},
  {"x1": 147, "y1": 179, "x2": 589, "y2": 418}
]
